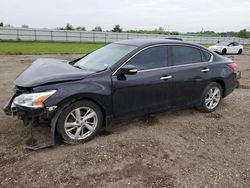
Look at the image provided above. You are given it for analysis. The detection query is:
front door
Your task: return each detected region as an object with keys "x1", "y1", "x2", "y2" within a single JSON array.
[{"x1": 112, "y1": 45, "x2": 172, "y2": 118}]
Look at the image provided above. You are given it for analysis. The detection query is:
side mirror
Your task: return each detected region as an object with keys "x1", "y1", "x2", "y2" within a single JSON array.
[{"x1": 120, "y1": 65, "x2": 138, "y2": 75}]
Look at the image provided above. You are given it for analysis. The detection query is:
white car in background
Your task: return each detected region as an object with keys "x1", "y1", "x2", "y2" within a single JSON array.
[{"x1": 208, "y1": 42, "x2": 243, "y2": 55}]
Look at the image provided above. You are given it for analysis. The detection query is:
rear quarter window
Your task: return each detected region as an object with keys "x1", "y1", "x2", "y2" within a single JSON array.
[{"x1": 202, "y1": 50, "x2": 212, "y2": 62}]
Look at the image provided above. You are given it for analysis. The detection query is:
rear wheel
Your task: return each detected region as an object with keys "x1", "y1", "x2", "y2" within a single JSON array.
[
  {"x1": 198, "y1": 82, "x2": 222, "y2": 113},
  {"x1": 57, "y1": 100, "x2": 103, "y2": 144},
  {"x1": 237, "y1": 49, "x2": 242, "y2": 55},
  {"x1": 221, "y1": 49, "x2": 227, "y2": 55}
]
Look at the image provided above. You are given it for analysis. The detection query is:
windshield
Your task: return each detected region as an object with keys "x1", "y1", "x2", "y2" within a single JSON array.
[
  {"x1": 216, "y1": 42, "x2": 230, "y2": 46},
  {"x1": 74, "y1": 43, "x2": 137, "y2": 71}
]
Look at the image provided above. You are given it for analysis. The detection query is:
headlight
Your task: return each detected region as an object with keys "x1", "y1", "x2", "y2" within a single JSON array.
[{"x1": 13, "y1": 90, "x2": 56, "y2": 109}]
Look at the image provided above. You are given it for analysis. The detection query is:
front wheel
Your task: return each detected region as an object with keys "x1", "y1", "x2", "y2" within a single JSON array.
[
  {"x1": 198, "y1": 82, "x2": 223, "y2": 113},
  {"x1": 221, "y1": 49, "x2": 227, "y2": 55},
  {"x1": 57, "y1": 100, "x2": 103, "y2": 144}
]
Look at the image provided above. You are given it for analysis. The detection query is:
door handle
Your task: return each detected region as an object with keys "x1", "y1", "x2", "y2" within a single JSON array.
[
  {"x1": 160, "y1": 75, "x2": 172, "y2": 80},
  {"x1": 201, "y1": 68, "x2": 210, "y2": 73}
]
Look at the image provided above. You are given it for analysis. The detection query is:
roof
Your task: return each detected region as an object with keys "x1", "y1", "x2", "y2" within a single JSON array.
[{"x1": 115, "y1": 38, "x2": 185, "y2": 47}]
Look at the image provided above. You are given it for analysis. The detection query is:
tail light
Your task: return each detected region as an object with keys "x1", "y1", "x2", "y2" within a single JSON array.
[{"x1": 228, "y1": 63, "x2": 237, "y2": 71}]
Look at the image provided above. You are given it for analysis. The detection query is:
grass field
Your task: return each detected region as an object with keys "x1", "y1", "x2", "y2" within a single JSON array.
[
  {"x1": 0, "y1": 41, "x2": 249, "y2": 55},
  {"x1": 0, "y1": 41, "x2": 106, "y2": 55}
]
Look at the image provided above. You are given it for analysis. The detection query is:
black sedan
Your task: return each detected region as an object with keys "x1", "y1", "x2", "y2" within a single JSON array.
[{"x1": 4, "y1": 39, "x2": 237, "y2": 147}]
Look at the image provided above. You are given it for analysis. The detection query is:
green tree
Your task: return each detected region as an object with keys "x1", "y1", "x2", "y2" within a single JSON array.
[
  {"x1": 76, "y1": 26, "x2": 86, "y2": 31},
  {"x1": 21, "y1": 24, "x2": 29, "y2": 28},
  {"x1": 112, "y1": 25, "x2": 123, "y2": 32},
  {"x1": 152, "y1": 27, "x2": 167, "y2": 35},
  {"x1": 0, "y1": 22, "x2": 3, "y2": 27},
  {"x1": 65, "y1": 23, "x2": 74, "y2": 30},
  {"x1": 92, "y1": 26, "x2": 102, "y2": 32},
  {"x1": 238, "y1": 29, "x2": 249, "y2": 38}
]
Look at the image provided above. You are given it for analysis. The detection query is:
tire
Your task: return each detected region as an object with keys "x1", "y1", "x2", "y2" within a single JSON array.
[
  {"x1": 221, "y1": 49, "x2": 227, "y2": 55},
  {"x1": 198, "y1": 82, "x2": 223, "y2": 113},
  {"x1": 57, "y1": 100, "x2": 103, "y2": 144},
  {"x1": 237, "y1": 49, "x2": 243, "y2": 55}
]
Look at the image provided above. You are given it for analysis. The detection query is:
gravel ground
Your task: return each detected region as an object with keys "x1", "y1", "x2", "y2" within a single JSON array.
[{"x1": 0, "y1": 51, "x2": 250, "y2": 188}]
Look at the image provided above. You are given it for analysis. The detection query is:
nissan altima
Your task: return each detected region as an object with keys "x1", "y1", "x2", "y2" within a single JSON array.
[{"x1": 3, "y1": 39, "x2": 238, "y2": 147}]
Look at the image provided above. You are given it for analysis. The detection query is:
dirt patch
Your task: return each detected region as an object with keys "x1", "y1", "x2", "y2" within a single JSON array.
[
  {"x1": 0, "y1": 51, "x2": 250, "y2": 187},
  {"x1": 99, "y1": 130, "x2": 113, "y2": 137},
  {"x1": 140, "y1": 115, "x2": 160, "y2": 126},
  {"x1": 239, "y1": 84, "x2": 250, "y2": 89},
  {"x1": 206, "y1": 112, "x2": 224, "y2": 119}
]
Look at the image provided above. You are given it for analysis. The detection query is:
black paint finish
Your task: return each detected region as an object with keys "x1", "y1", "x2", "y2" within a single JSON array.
[{"x1": 6, "y1": 39, "x2": 237, "y2": 127}]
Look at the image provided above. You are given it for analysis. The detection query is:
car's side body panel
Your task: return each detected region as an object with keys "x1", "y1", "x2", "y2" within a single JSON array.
[{"x1": 4, "y1": 39, "x2": 237, "y2": 129}]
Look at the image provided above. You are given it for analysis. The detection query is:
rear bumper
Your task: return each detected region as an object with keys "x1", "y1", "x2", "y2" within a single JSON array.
[
  {"x1": 236, "y1": 71, "x2": 241, "y2": 79},
  {"x1": 223, "y1": 72, "x2": 239, "y2": 97}
]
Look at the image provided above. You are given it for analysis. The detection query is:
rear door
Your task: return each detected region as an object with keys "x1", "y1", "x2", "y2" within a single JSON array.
[
  {"x1": 112, "y1": 45, "x2": 172, "y2": 118},
  {"x1": 168, "y1": 45, "x2": 213, "y2": 107},
  {"x1": 227, "y1": 42, "x2": 237, "y2": 54}
]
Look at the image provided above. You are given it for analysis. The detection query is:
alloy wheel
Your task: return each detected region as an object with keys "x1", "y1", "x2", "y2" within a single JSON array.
[
  {"x1": 205, "y1": 87, "x2": 221, "y2": 110},
  {"x1": 64, "y1": 107, "x2": 98, "y2": 140}
]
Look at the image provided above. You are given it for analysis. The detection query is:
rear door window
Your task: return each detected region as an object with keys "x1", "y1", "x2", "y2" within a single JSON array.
[{"x1": 169, "y1": 45, "x2": 202, "y2": 66}]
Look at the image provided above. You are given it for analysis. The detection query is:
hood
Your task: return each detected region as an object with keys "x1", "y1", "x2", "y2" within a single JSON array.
[
  {"x1": 209, "y1": 45, "x2": 224, "y2": 49},
  {"x1": 14, "y1": 58, "x2": 94, "y2": 87}
]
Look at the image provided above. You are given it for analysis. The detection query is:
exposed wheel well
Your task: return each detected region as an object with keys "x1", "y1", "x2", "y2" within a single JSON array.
[
  {"x1": 213, "y1": 80, "x2": 225, "y2": 97},
  {"x1": 221, "y1": 48, "x2": 227, "y2": 55}
]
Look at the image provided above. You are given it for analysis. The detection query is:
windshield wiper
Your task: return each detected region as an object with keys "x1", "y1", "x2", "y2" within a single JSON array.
[
  {"x1": 68, "y1": 56, "x2": 85, "y2": 65},
  {"x1": 96, "y1": 67, "x2": 108, "y2": 73},
  {"x1": 73, "y1": 65, "x2": 83, "y2": 69}
]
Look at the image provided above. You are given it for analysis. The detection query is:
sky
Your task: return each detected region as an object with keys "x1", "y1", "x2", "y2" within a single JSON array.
[{"x1": 1, "y1": 0, "x2": 250, "y2": 32}]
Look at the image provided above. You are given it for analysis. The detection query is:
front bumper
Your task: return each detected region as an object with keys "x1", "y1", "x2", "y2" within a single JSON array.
[
  {"x1": 3, "y1": 94, "x2": 16, "y2": 115},
  {"x1": 3, "y1": 94, "x2": 54, "y2": 125},
  {"x1": 3, "y1": 88, "x2": 59, "y2": 150}
]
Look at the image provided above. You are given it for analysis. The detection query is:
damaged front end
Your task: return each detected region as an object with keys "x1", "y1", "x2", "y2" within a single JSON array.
[{"x1": 3, "y1": 86, "x2": 58, "y2": 150}]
